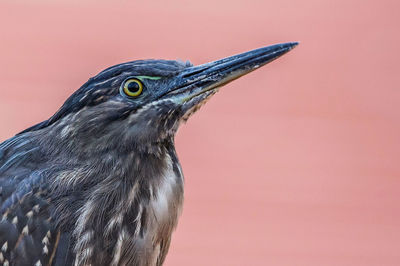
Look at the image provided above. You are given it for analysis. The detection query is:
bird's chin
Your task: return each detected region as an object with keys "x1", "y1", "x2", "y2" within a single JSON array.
[{"x1": 180, "y1": 88, "x2": 219, "y2": 122}]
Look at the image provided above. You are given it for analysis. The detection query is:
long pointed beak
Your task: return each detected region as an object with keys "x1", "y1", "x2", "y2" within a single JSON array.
[{"x1": 166, "y1": 42, "x2": 298, "y2": 105}]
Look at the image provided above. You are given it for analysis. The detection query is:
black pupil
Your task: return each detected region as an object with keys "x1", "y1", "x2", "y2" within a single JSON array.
[{"x1": 127, "y1": 81, "x2": 140, "y2": 93}]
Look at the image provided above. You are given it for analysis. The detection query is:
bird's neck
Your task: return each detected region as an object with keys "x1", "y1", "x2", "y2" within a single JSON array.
[{"x1": 42, "y1": 135, "x2": 184, "y2": 264}]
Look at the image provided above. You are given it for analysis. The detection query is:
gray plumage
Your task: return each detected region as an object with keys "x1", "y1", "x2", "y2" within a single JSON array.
[{"x1": 0, "y1": 43, "x2": 297, "y2": 266}]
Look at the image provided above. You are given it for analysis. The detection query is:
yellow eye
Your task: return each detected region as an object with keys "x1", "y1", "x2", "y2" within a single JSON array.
[{"x1": 123, "y1": 78, "x2": 143, "y2": 97}]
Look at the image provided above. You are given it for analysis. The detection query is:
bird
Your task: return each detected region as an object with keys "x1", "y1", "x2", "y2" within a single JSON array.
[{"x1": 0, "y1": 42, "x2": 297, "y2": 266}]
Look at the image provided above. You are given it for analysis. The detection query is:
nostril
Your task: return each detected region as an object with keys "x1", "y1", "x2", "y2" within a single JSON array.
[{"x1": 181, "y1": 65, "x2": 212, "y2": 78}]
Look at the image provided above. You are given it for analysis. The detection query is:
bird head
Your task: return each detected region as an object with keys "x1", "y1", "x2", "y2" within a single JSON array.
[{"x1": 24, "y1": 43, "x2": 297, "y2": 154}]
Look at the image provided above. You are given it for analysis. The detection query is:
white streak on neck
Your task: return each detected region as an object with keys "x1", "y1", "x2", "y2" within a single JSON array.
[{"x1": 151, "y1": 154, "x2": 177, "y2": 222}]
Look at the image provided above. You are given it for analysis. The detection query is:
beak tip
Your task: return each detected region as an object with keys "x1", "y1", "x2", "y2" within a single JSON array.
[
  {"x1": 262, "y1": 42, "x2": 298, "y2": 64},
  {"x1": 285, "y1": 42, "x2": 299, "y2": 50}
]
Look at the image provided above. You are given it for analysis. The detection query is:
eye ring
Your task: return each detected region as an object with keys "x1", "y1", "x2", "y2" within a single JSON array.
[{"x1": 122, "y1": 78, "x2": 143, "y2": 97}]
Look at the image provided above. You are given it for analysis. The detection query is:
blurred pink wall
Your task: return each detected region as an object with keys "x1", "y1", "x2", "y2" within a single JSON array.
[{"x1": 1, "y1": 1, "x2": 399, "y2": 265}]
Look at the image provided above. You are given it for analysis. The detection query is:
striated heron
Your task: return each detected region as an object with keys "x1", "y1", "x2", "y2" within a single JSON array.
[{"x1": 0, "y1": 42, "x2": 297, "y2": 265}]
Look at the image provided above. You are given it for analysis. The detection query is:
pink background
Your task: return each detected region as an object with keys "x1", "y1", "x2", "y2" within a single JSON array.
[{"x1": 1, "y1": 1, "x2": 399, "y2": 265}]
